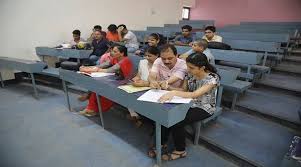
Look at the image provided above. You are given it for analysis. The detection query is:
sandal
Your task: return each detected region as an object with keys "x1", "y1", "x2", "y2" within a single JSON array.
[
  {"x1": 163, "y1": 151, "x2": 187, "y2": 161},
  {"x1": 79, "y1": 109, "x2": 91, "y2": 115},
  {"x1": 80, "y1": 109, "x2": 98, "y2": 117},
  {"x1": 85, "y1": 111, "x2": 98, "y2": 117},
  {"x1": 147, "y1": 145, "x2": 168, "y2": 158}
]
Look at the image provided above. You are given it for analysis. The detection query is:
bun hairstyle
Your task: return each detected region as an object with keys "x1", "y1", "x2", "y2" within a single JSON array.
[{"x1": 186, "y1": 52, "x2": 217, "y2": 73}]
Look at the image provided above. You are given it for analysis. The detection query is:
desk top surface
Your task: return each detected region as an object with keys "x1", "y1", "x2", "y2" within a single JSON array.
[
  {"x1": 35, "y1": 47, "x2": 92, "y2": 59},
  {"x1": 59, "y1": 69, "x2": 192, "y2": 127}
]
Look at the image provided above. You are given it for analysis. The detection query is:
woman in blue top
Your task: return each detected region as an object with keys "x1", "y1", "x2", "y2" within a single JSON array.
[{"x1": 155, "y1": 52, "x2": 220, "y2": 161}]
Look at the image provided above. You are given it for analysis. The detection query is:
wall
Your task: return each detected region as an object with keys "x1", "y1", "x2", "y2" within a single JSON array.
[
  {"x1": 190, "y1": 0, "x2": 301, "y2": 27},
  {"x1": 0, "y1": 0, "x2": 182, "y2": 61},
  {"x1": 182, "y1": 0, "x2": 196, "y2": 7}
]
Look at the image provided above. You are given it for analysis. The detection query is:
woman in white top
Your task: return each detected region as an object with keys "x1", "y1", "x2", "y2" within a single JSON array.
[{"x1": 127, "y1": 46, "x2": 160, "y2": 127}]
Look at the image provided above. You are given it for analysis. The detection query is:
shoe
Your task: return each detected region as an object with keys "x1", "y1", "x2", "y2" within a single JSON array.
[{"x1": 79, "y1": 109, "x2": 95, "y2": 115}]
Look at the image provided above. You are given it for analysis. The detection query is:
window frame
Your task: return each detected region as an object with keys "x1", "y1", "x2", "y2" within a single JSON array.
[{"x1": 182, "y1": 7, "x2": 191, "y2": 20}]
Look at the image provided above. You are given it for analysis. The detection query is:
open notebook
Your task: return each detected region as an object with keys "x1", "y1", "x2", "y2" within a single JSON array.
[{"x1": 137, "y1": 89, "x2": 192, "y2": 104}]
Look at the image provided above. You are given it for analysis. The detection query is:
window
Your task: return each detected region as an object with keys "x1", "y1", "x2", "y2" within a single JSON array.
[{"x1": 182, "y1": 7, "x2": 190, "y2": 20}]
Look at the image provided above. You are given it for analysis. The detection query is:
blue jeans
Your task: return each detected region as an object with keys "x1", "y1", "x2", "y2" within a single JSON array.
[
  {"x1": 89, "y1": 55, "x2": 99, "y2": 62},
  {"x1": 89, "y1": 55, "x2": 100, "y2": 65}
]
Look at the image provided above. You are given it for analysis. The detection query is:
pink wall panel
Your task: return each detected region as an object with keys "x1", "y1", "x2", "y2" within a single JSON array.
[{"x1": 190, "y1": 0, "x2": 301, "y2": 27}]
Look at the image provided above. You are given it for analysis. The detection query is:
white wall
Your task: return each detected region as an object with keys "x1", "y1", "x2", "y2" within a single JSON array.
[
  {"x1": 0, "y1": 0, "x2": 183, "y2": 61},
  {"x1": 182, "y1": 0, "x2": 196, "y2": 7}
]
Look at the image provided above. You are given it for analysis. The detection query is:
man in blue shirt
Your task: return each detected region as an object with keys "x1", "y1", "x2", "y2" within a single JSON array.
[
  {"x1": 89, "y1": 30, "x2": 108, "y2": 64},
  {"x1": 174, "y1": 25, "x2": 194, "y2": 46}
]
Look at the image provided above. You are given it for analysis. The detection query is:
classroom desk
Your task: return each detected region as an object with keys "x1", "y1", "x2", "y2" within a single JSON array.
[
  {"x1": 0, "y1": 56, "x2": 47, "y2": 99},
  {"x1": 35, "y1": 47, "x2": 92, "y2": 63},
  {"x1": 59, "y1": 69, "x2": 192, "y2": 167}
]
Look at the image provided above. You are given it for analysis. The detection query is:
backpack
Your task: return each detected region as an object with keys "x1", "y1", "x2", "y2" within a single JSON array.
[{"x1": 208, "y1": 42, "x2": 232, "y2": 50}]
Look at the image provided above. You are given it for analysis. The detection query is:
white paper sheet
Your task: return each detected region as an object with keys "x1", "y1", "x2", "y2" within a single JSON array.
[
  {"x1": 137, "y1": 89, "x2": 192, "y2": 104},
  {"x1": 77, "y1": 71, "x2": 115, "y2": 78},
  {"x1": 90, "y1": 72, "x2": 115, "y2": 78}
]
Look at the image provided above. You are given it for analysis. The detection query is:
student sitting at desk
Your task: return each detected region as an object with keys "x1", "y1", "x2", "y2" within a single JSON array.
[
  {"x1": 179, "y1": 39, "x2": 215, "y2": 65},
  {"x1": 87, "y1": 25, "x2": 107, "y2": 43},
  {"x1": 88, "y1": 30, "x2": 109, "y2": 64},
  {"x1": 148, "y1": 44, "x2": 187, "y2": 90},
  {"x1": 79, "y1": 45, "x2": 133, "y2": 116},
  {"x1": 106, "y1": 24, "x2": 120, "y2": 42},
  {"x1": 56, "y1": 29, "x2": 86, "y2": 66},
  {"x1": 135, "y1": 33, "x2": 165, "y2": 56},
  {"x1": 128, "y1": 46, "x2": 160, "y2": 127},
  {"x1": 117, "y1": 24, "x2": 139, "y2": 53},
  {"x1": 174, "y1": 25, "x2": 194, "y2": 46},
  {"x1": 158, "y1": 52, "x2": 220, "y2": 161},
  {"x1": 203, "y1": 26, "x2": 223, "y2": 42},
  {"x1": 77, "y1": 43, "x2": 114, "y2": 102},
  {"x1": 147, "y1": 44, "x2": 187, "y2": 157},
  {"x1": 69, "y1": 29, "x2": 86, "y2": 47}
]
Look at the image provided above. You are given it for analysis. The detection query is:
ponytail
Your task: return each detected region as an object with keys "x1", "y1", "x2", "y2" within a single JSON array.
[
  {"x1": 186, "y1": 52, "x2": 217, "y2": 74},
  {"x1": 149, "y1": 33, "x2": 166, "y2": 46}
]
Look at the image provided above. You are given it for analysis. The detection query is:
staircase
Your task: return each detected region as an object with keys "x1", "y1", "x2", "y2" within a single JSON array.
[{"x1": 193, "y1": 48, "x2": 301, "y2": 167}]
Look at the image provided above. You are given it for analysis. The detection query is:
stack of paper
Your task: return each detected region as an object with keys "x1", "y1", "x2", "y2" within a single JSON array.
[
  {"x1": 118, "y1": 85, "x2": 151, "y2": 93},
  {"x1": 137, "y1": 89, "x2": 192, "y2": 104}
]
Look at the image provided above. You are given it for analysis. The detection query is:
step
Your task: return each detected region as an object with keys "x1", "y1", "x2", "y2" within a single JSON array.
[
  {"x1": 85, "y1": 106, "x2": 238, "y2": 167},
  {"x1": 0, "y1": 84, "x2": 153, "y2": 167},
  {"x1": 256, "y1": 72, "x2": 301, "y2": 93},
  {"x1": 198, "y1": 111, "x2": 296, "y2": 167},
  {"x1": 39, "y1": 67, "x2": 60, "y2": 78},
  {"x1": 273, "y1": 62, "x2": 301, "y2": 75},
  {"x1": 236, "y1": 88, "x2": 301, "y2": 126},
  {"x1": 1, "y1": 83, "x2": 238, "y2": 167},
  {"x1": 285, "y1": 55, "x2": 301, "y2": 63},
  {"x1": 290, "y1": 48, "x2": 301, "y2": 54}
]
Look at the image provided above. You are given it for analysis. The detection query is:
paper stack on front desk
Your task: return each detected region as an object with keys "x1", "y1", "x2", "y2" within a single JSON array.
[{"x1": 137, "y1": 89, "x2": 192, "y2": 104}]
